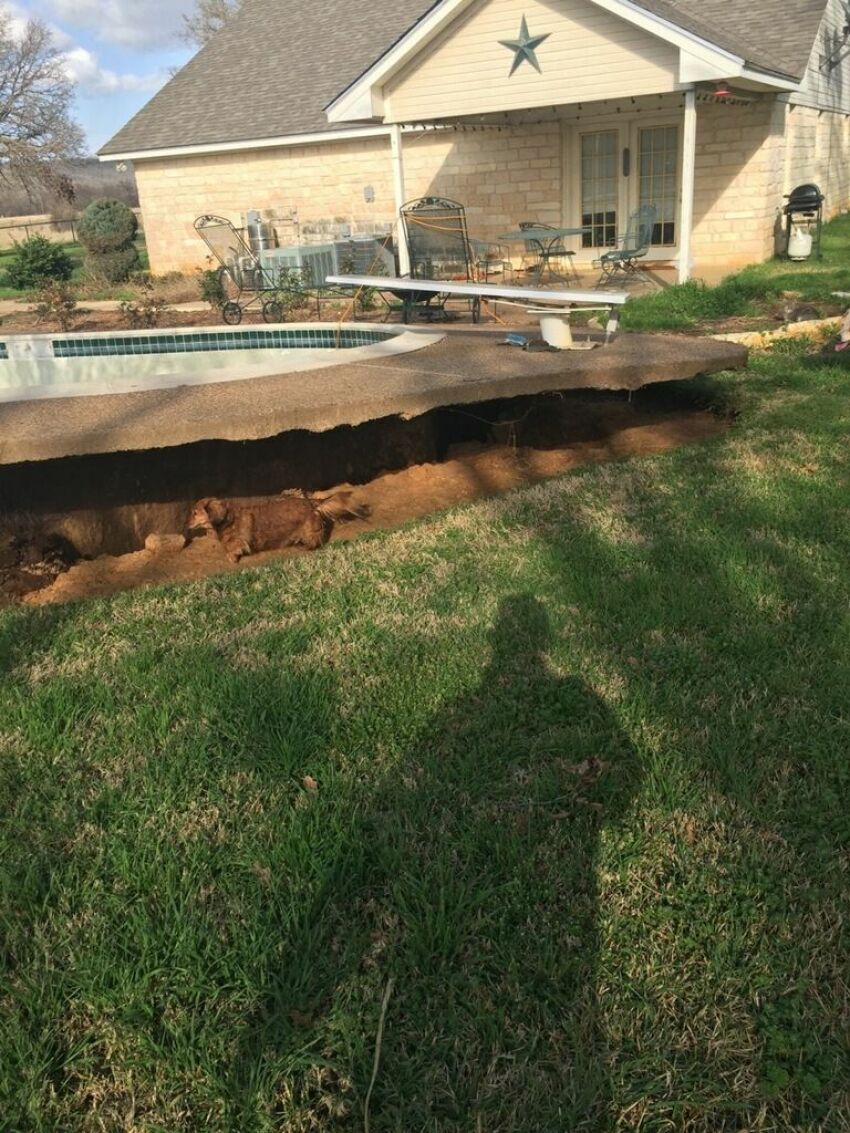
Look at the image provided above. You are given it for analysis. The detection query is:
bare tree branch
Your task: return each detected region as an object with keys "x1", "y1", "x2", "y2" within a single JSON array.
[
  {"x1": 181, "y1": 0, "x2": 242, "y2": 47},
  {"x1": 0, "y1": 8, "x2": 84, "y2": 186}
]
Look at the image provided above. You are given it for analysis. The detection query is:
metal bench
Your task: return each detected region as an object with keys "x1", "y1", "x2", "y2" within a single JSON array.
[{"x1": 326, "y1": 274, "x2": 631, "y2": 346}]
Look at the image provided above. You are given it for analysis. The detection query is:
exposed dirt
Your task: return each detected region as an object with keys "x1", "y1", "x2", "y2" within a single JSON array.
[
  {"x1": 0, "y1": 301, "x2": 387, "y2": 337},
  {"x1": 1, "y1": 389, "x2": 730, "y2": 608},
  {"x1": 4, "y1": 293, "x2": 844, "y2": 340}
]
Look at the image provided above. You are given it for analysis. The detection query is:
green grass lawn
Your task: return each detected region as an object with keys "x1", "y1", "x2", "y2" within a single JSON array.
[
  {"x1": 0, "y1": 236, "x2": 151, "y2": 301},
  {"x1": 622, "y1": 212, "x2": 850, "y2": 331},
  {"x1": 2, "y1": 352, "x2": 850, "y2": 1127}
]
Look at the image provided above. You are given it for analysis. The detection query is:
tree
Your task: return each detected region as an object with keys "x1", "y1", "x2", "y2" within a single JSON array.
[
  {"x1": 0, "y1": 8, "x2": 83, "y2": 186},
  {"x1": 181, "y1": 0, "x2": 243, "y2": 47}
]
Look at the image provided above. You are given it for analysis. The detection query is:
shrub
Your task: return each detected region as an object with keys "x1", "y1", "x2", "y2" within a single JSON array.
[
  {"x1": 77, "y1": 199, "x2": 138, "y2": 254},
  {"x1": 120, "y1": 277, "x2": 169, "y2": 329},
  {"x1": 275, "y1": 266, "x2": 311, "y2": 313},
  {"x1": 85, "y1": 246, "x2": 141, "y2": 284},
  {"x1": 198, "y1": 268, "x2": 226, "y2": 309},
  {"x1": 32, "y1": 281, "x2": 77, "y2": 331},
  {"x1": 78, "y1": 199, "x2": 140, "y2": 284},
  {"x1": 7, "y1": 235, "x2": 74, "y2": 289}
]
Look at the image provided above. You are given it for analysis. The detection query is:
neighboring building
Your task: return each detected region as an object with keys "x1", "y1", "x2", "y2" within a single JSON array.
[{"x1": 100, "y1": 0, "x2": 850, "y2": 281}]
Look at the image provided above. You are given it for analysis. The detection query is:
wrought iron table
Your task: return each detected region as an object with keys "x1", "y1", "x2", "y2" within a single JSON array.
[{"x1": 497, "y1": 225, "x2": 591, "y2": 282}]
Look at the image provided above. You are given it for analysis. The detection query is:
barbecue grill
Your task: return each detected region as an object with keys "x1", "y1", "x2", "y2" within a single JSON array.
[{"x1": 783, "y1": 183, "x2": 824, "y2": 260}]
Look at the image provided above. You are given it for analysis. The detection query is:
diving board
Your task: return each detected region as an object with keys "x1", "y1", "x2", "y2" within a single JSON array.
[{"x1": 326, "y1": 274, "x2": 631, "y2": 344}]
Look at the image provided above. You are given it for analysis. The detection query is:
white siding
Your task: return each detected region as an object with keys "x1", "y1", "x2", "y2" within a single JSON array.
[
  {"x1": 383, "y1": 0, "x2": 679, "y2": 122},
  {"x1": 789, "y1": 0, "x2": 850, "y2": 112}
]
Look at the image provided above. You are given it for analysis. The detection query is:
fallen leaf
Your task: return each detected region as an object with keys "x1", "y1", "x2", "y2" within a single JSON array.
[{"x1": 302, "y1": 775, "x2": 319, "y2": 792}]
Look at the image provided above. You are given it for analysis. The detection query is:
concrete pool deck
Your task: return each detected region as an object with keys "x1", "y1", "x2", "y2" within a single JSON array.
[{"x1": 0, "y1": 329, "x2": 746, "y2": 465}]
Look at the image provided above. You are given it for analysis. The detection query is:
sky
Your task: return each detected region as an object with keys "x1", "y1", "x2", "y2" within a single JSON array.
[{"x1": 8, "y1": 0, "x2": 196, "y2": 153}]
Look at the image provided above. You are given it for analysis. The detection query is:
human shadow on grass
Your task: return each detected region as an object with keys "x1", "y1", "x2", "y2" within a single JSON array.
[
  {"x1": 519, "y1": 415, "x2": 850, "y2": 1124},
  {"x1": 227, "y1": 595, "x2": 640, "y2": 1131}
]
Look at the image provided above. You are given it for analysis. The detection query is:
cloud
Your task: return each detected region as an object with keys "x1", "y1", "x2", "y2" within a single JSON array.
[
  {"x1": 62, "y1": 45, "x2": 167, "y2": 93},
  {"x1": 4, "y1": 3, "x2": 173, "y2": 97},
  {"x1": 36, "y1": 0, "x2": 193, "y2": 50}
]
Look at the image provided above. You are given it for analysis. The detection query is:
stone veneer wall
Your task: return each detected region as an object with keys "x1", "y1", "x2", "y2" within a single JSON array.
[
  {"x1": 134, "y1": 125, "x2": 563, "y2": 275},
  {"x1": 691, "y1": 98, "x2": 850, "y2": 275},
  {"x1": 134, "y1": 101, "x2": 850, "y2": 278}
]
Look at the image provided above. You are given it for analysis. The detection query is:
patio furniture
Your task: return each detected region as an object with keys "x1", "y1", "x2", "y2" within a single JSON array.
[
  {"x1": 399, "y1": 196, "x2": 480, "y2": 322},
  {"x1": 326, "y1": 273, "x2": 631, "y2": 346},
  {"x1": 519, "y1": 221, "x2": 579, "y2": 282},
  {"x1": 497, "y1": 225, "x2": 590, "y2": 283},
  {"x1": 470, "y1": 239, "x2": 515, "y2": 284},
  {"x1": 195, "y1": 214, "x2": 287, "y2": 324},
  {"x1": 595, "y1": 205, "x2": 658, "y2": 284}
]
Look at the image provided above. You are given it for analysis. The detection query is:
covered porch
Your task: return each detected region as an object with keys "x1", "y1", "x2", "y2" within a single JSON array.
[{"x1": 327, "y1": 0, "x2": 797, "y2": 284}]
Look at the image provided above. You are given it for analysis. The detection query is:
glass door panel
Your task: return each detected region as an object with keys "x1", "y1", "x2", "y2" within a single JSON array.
[
  {"x1": 639, "y1": 125, "x2": 678, "y2": 246},
  {"x1": 580, "y1": 130, "x2": 618, "y2": 249}
]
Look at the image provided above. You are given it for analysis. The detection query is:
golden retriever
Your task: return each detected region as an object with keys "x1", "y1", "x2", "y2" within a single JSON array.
[{"x1": 186, "y1": 492, "x2": 367, "y2": 561}]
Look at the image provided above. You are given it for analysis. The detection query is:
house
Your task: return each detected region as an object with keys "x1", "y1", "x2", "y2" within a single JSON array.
[{"x1": 99, "y1": 0, "x2": 850, "y2": 282}]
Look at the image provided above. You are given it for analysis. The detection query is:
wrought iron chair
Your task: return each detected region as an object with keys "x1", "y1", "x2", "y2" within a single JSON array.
[
  {"x1": 519, "y1": 221, "x2": 578, "y2": 282},
  {"x1": 595, "y1": 204, "x2": 658, "y2": 284},
  {"x1": 470, "y1": 239, "x2": 515, "y2": 284},
  {"x1": 398, "y1": 196, "x2": 481, "y2": 322}
]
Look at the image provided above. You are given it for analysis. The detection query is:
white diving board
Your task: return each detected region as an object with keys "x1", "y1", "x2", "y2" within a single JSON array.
[
  {"x1": 326, "y1": 274, "x2": 629, "y2": 308},
  {"x1": 326, "y1": 274, "x2": 630, "y2": 346}
]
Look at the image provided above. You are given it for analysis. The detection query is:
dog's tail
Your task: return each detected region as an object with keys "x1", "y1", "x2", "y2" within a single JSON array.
[{"x1": 313, "y1": 491, "x2": 370, "y2": 524}]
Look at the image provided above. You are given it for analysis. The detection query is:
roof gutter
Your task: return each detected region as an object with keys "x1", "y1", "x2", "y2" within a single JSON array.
[{"x1": 98, "y1": 124, "x2": 394, "y2": 164}]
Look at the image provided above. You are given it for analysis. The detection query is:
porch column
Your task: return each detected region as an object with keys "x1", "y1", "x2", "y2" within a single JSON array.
[
  {"x1": 390, "y1": 125, "x2": 411, "y2": 276},
  {"x1": 678, "y1": 87, "x2": 697, "y2": 283}
]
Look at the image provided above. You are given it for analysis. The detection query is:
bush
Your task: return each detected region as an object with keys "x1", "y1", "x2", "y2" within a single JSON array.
[
  {"x1": 32, "y1": 281, "x2": 77, "y2": 331},
  {"x1": 85, "y1": 246, "x2": 141, "y2": 284},
  {"x1": 120, "y1": 277, "x2": 169, "y2": 329},
  {"x1": 198, "y1": 268, "x2": 226, "y2": 309},
  {"x1": 77, "y1": 199, "x2": 138, "y2": 254},
  {"x1": 7, "y1": 236, "x2": 74, "y2": 289}
]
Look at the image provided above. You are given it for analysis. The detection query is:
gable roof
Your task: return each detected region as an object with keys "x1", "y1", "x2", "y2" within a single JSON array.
[{"x1": 101, "y1": 0, "x2": 828, "y2": 158}]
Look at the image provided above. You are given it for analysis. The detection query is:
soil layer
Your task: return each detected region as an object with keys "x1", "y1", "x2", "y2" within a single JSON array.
[{"x1": 0, "y1": 386, "x2": 730, "y2": 607}]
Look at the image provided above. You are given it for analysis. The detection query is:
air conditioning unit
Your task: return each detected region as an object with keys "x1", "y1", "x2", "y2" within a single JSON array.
[
  {"x1": 333, "y1": 236, "x2": 396, "y2": 276},
  {"x1": 260, "y1": 244, "x2": 338, "y2": 287}
]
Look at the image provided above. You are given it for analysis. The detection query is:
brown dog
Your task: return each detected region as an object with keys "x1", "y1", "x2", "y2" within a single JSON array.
[{"x1": 186, "y1": 492, "x2": 367, "y2": 562}]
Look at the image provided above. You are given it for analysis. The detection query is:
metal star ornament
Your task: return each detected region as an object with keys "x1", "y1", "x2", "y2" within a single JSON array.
[{"x1": 499, "y1": 16, "x2": 551, "y2": 76}]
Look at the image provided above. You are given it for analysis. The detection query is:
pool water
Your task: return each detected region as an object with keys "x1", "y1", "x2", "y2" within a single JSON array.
[{"x1": 0, "y1": 323, "x2": 443, "y2": 402}]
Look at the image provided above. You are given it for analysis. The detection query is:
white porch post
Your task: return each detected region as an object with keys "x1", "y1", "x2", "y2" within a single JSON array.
[
  {"x1": 678, "y1": 87, "x2": 697, "y2": 283},
  {"x1": 390, "y1": 124, "x2": 411, "y2": 276}
]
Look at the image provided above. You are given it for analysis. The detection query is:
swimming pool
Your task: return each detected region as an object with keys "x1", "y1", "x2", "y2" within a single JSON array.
[{"x1": 0, "y1": 323, "x2": 444, "y2": 402}]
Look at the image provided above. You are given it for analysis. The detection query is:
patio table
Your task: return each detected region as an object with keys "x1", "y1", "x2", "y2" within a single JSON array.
[{"x1": 497, "y1": 225, "x2": 591, "y2": 282}]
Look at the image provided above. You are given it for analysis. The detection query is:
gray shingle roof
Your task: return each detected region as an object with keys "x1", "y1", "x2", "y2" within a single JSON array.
[
  {"x1": 100, "y1": 0, "x2": 828, "y2": 157},
  {"x1": 633, "y1": 0, "x2": 828, "y2": 77}
]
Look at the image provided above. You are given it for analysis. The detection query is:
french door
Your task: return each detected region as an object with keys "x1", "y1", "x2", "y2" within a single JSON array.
[{"x1": 571, "y1": 119, "x2": 681, "y2": 260}]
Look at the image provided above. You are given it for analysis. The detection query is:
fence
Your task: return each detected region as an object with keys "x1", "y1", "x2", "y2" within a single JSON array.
[
  {"x1": 0, "y1": 215, "x2": 77, "y2": 250},
  {"x1": 0, "y1": 208, "x2": 144, "y2": 251}
]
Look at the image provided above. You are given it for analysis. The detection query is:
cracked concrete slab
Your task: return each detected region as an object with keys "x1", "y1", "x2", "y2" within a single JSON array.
[{"x1": 0, "y1": 329, "x2": 746, "y2": 465}]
